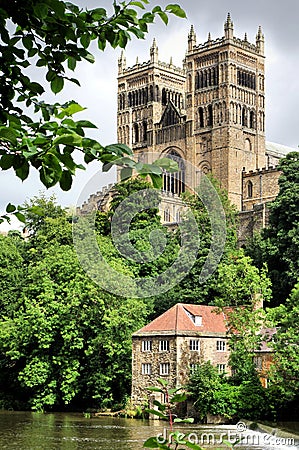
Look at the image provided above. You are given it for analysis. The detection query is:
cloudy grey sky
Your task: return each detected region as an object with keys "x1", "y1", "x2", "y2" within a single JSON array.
[{"x1": 1, "y1": 0, "x2": 298, "y2": 228}]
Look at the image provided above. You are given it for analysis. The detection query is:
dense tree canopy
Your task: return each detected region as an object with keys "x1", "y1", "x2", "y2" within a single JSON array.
[
  {"x1": 247, "y1": 151, "x2": 299, "y2": 305},
  {"x1": 0, "y1": 196, "x2": 149, "y2": 410}
]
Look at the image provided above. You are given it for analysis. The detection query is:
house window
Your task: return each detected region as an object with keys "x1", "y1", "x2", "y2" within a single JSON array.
[
  {"x1": 190, "y1": 364, "x2": 199, "y2": 374},
  {"x1": 142, "y1": 363, "x2": 152, "y2": 375},
  {"x1": 189, "y1": 339, "x2": 200, "y2": 351},
  {"x1": 142, "y1": 340, "x2": 152, "y2": 352},
  {"x1": 159, "y1": 340, "x2": 169, "y2": 352},
  {"x1": 217, "y1": 364, "x2": 226, "y2": 374},
  {"x1": 253, "y1": 356, "x2": 262, "y2": 370},
  {"x1": 160, "y1": 363, "x2": 170, "y2": 376},
  {"x1": 216, "y1": 340, "x2": 226, "y2": 352}
]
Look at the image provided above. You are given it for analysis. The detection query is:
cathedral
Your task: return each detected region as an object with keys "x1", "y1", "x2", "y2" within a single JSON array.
[{"x1": 81, "y1": 15, "x2": 295, "y2": 243}]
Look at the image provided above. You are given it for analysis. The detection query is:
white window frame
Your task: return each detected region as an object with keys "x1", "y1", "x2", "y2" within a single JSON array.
[
  {"x1": 216, "y1": 340, "x2": 226, "y2": 352},
  {"x1": 190, "y1": 363, "x2": 199, "y2": 374},
  {"x1": 189, "y1": 339, "x2": 200, "y2": 351},
  {"x1": 160, "y1": 363, "x2": 170, "y2": 376},
  {"x1": 142, "y1": 363, "x2": 152, "y2": 375},
  {"x1": 159, "y1": 340, "x2": 169, "y2": 352},
  {"x1": 217, "y1": 364, "x2": 226, "y2": 374},
  {"x1": 142, "y1": 340, "x2": 152, "y2": 352}
]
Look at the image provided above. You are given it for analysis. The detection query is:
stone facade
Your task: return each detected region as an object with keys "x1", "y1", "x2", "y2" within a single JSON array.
[
  {"x1": 131, "y1": 304, "x2": 230, "y2": 406},
  {"x1": 131, "y1": 303, "x2": 275, "y2": 407},
  {"x1": 78, "y1": 16, "x2": 296, "y2": 239},
  {"x1": 116, "y1": 15, "x2": 296, "y2": 240}
]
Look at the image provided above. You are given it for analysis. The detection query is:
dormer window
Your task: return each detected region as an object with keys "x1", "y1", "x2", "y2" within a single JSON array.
[
  {"x1": 183, "y1": 307, "x2": 203, "y2": 326},
  {"x1": 194, "y1": 315, "x2": 202, "y2": 326}
]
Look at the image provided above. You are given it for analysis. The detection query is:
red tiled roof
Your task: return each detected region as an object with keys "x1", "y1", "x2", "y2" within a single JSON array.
[{"x1": 134, "y1": 303, "x2": 228, "y2": 334}]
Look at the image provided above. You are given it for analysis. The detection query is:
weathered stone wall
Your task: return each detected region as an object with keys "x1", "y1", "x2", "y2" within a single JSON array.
[
  {"x1": 131, "y1": 332, "x2": 230, "y2": 406},
  {"x1": 242, "y1": 167, "x2": 280, "y2": 211},
  {"x1": 131, "y1": 334, "x2": 178, "y2": 406},
  {"x1": 238, "y1": 202, "x2": 272, "y2": 247}
]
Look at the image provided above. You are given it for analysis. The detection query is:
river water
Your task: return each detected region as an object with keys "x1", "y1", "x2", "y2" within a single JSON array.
[{"x1": 0, "y1": 412, "x2": 298, "y2": 450}]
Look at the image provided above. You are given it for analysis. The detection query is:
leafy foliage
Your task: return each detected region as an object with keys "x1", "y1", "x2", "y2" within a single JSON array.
[
  {"x1": 267, "y1": 283, "x2": 299, "y2": 405},
  {"x1": 0, "y1": 0, "x2": 186, "y2": 222},
  {"x1": 246, "y1": 151, "x2": 299, "y2": 305},
  {"x1": 0, "y1": 195, "x2": 148, "y2": 411}
]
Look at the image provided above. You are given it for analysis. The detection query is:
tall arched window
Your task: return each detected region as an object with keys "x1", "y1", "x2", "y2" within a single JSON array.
[
  {"x1": 242, "y1": 107, "x2": 247, "y2": 127},
  {"x1": 207, "y1": 104, "x2": 213, "y2": 127},
  {"x1": 250, "y1": 111, "x2": 255, "y2": 129},
  {"x1": 162, "y1": 88, "x2": 167, "y2": 105},
  {"x1": 143, "y1": 121, "x2": 147, "y2": 142},
  {"x1": 163, "y1": 149, "x2": 185, "y2": 195},
  {"x1": 133, "y1": 123, "x2": 139, "y2": 143},
  {"x1": 164, "y1": 208, "x2": 170, "y2": 222},
  {"x1": 247, "y1": 181, "x2": 253, "y2": 198},
  {"x1": 198, "y1": 107, "x2": 204, "y2": 127}
]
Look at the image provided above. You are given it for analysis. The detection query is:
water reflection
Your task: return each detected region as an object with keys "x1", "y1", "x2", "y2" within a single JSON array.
[{"x1": 0, "y1": 412, "x2": 298, "y2": 450}]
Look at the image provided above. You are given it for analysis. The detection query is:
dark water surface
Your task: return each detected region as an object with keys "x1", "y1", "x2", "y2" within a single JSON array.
[{"x1": 0, "y1": 411, "x2": 298, "y2": 450}]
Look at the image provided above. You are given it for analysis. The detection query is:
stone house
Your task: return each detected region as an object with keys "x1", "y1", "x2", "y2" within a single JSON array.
[
  {"x1": 131, "y1": 303, "x2": 275, "y2": 406},
  {"x1": 131, "y1": 303, "x2": 230, "y2": 406}
]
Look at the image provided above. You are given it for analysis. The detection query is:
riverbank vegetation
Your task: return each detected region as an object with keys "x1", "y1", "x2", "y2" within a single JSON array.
[{"x1": 0, "y1": 155, "x2": 298, "y2": 419}]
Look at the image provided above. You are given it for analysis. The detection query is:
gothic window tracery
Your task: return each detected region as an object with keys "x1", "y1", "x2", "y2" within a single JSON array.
[{"x1": 162, "y1": 149, "x2": 185, "y2": 195}]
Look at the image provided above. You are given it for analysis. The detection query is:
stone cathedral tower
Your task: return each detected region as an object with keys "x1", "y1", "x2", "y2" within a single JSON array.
[{"x1": 117, "y1": 15, "x2": 267, "y2": 210}]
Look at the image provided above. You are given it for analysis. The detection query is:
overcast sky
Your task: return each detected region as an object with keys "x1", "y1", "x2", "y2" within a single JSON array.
[{"x1": 1, "y1": 0, "x2": 298, "y2": 229}]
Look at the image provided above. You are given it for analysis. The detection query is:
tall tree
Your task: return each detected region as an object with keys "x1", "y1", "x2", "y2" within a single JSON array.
[
  {"x1": 0, "y1": 195, "x2": 149, "y2": 410},
  {"x1": 247, "y1": 151, "x2": 299, "y2": 305},
  {"x1": 267, "y1": 282, "x2": 299, "y2": 406}
]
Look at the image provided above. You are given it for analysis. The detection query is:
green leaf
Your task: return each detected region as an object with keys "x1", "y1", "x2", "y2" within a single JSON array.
[
  {"x1": 153, "y1": 157, "x2": 178, "y2": 172},
  {"x1": 53, "y1": 134, "x2": 82, "y2": 146},
  {"x1": 59, "y1": 171, "x2": 72, "y2": 191},
  {"x1": 57, "y1": 103, "x2": 86, "y2": 118},
  {"x1": 105, "y1": 143, "x2": 133, "y2": 156},
  {"x1": 150, "y1": 174, "x2": 163, "y2": 189},
  {"x1": 157, "y1": 378, "x2": 168, "y2": 386},
  {"x1": 0, "y1": 127, "x2": 18, "y2": 145},
  {"x1": 67, "y1": 57, "x2": 77, "y2": 71},
  {"x1": 80, "y1": 33, "x2": 91, "y2": 49},
  {"x1": 28, "y1": 48, "x2": 38, "y2": 57},
  {"x1": 170, "y1": 392, "x2": 187, "y2": 403},
  {"x1": 6, "y1": 203, "x2": 16, "y2": 213},
  {"x1": 22, "y1": 36, "x2": 33, "y2": 50},
  {"x1": 165, "y1": 4, "x2": 187, "y2": 18},
  {"x1": 91, "y1": 8, "x2": 107, "y2": 20},
  {"x1": 84, "y1": 52, "x2": 95, "y2": 63},
  {"x1": 130, "y1": 1, "x2": 146, "y2": 9},
  {"x1": 174, "y1": 417, "x2": 194, "y2": 423},
  {"x1": 51, "y1": 76, "x2": 64, "y2": 94},
  {"x1": 75, "y1": 120, "x2": 97, "y2": 129},
  {"x1": 143, "y1": 436, "x2": 168, "y2": 449},
  {"x1": 33, "y1": 3, "x2": 48, "y2": 19},
  {"x1": 14, "y1": 212, "x2": 26, "y2": 223},
  {"x1": 15, "y1": 161, "x2": 30, "y2": 181},
  {"x1": 145, "y1": 409, "x2": 167, "y2": 419},
  {"x1": 158, "y1": 11, "x2": 168, "y2": 25},
  {"x1": 0, "y1": 154, "x2": 14, "y2": 170},
  {"x1": 146, "y1": 386, "x2": 163, "y2": 393},
  {"x1": 120, "y1": 167, "x2": 133, "y2": 181}
]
